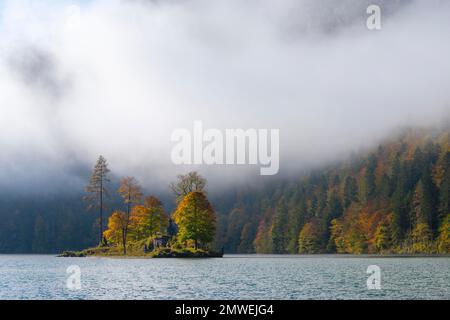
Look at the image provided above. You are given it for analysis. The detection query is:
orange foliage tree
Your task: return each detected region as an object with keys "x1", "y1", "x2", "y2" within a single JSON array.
[{"x1": 129, "y1": 196, "x2": 168, "y2": 240}]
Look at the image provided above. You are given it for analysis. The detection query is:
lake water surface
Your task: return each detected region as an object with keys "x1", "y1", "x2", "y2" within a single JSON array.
[{"x1": 0, "y1": 255, "x2": 449, "y2": 300}]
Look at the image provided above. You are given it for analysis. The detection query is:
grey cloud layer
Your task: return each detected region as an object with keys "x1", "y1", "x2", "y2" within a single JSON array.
[{"x1": 0, "y1": 0, "x2": 449, "y2": 192}]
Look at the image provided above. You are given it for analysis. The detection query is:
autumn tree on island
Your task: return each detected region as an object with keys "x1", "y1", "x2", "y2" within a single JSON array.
[
  {"x1": 84, "y1": 156, "x2": 110, "y2": 245},
  {"x1": 130, "y1": 196, "x2": 169, "y2": 240},
  {"x1": 170, "y1": 172, "x2": 216, "y2": 249},
  {"x1": 104, "y1": 210, "x2": 128, "y2": 249},
  {"x1": 173, "y1": 191, "x2": 216, "y2": 249},
  {"x1": 170, "y1": 172, "x2": 207, "y2": 203},
  {"x1": 116, "y1": 177, "x2": 143, "y2": 254}
]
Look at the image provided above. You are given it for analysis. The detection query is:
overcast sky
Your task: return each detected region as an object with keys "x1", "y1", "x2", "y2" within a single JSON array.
[{"x1": 0, "y1": 0, "x2": 450, "y2": 193}]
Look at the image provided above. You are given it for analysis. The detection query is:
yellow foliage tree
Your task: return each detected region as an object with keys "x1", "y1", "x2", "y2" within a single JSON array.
[
  {"x1": 173, "y1": 192, "x2": 216, "y2": 249},
  {"x1": 298, "y1": 219, "x2": 323, "y2": 254},
  {"x1": 328, "y1": 208, "x2": 368, "y2": 254},
  {"x1": 411, "y1": 222, "x2": 435, "y2": 253},
  {"x1": 330, "y1": 219, "x2": 345, "y2": 253},
  {"x1": 374, "y1": 218, "x2": 391, "y2": 253},
  {"x1": 437, "y1": 214, "x2": 450, "y2": 253},
  {"x1": 104, "y1": 211, "x2": 128, "y2": 251}
]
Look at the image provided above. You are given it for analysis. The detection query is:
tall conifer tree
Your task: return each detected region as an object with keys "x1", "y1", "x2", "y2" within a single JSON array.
[{"x1": 84, "y1": 155, "x2": 110, "y2": 245}]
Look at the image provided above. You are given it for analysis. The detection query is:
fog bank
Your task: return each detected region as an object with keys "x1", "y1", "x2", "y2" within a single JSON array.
[{"x1": 1, "y1": 0, "x2": 450, "y2": 192}]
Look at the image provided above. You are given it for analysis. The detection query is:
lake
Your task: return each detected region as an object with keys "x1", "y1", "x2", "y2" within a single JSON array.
[{"x1": 0, "y1": 255, "x2": 448, "y2": 300}]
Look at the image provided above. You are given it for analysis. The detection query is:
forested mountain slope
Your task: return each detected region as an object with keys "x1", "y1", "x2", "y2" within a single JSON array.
[{"x1": 216, "y1": 127, "x2": 450, "y2": 254}]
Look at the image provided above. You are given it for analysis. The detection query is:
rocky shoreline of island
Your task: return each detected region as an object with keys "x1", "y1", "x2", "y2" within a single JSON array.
[{"x1": 59, "y1": 247, "x2": 224, "y2": 258}]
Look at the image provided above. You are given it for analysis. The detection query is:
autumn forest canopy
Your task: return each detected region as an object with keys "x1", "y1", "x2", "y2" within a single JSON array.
[{"x1": 238, "y1": 128, "x2": 450, "y2": 254}]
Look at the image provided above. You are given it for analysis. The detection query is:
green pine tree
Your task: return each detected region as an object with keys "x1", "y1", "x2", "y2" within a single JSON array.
[
  {"x1": 438, "y1": 152, "x2": 450, "y2": 221},
  {"x1": 271, "y1": 198, "x2": 289, "y2": 253},
  {"x1": 343, "y1": 176, "x2": 358, "y2": 208}
]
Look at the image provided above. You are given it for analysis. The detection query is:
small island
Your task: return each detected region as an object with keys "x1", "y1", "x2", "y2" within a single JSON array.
[{"x1": 60, "y1": 161, "x2": 222, "y2": 258}]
